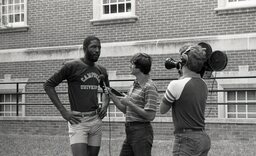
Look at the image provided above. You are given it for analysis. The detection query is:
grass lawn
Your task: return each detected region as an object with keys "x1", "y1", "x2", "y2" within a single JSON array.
[{"x1": 0, "y1": 134, "x2": 255, "y2": 156}]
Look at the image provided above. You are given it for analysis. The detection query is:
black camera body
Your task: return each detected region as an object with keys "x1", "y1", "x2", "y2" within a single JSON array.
[{"x1": 165, "y1": 42, "x2": 228, "y2": 78}]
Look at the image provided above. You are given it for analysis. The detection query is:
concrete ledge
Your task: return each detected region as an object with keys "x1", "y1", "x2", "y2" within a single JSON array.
[{"x1": 0, "y1": 33, "x2": 256, "y2": 62}]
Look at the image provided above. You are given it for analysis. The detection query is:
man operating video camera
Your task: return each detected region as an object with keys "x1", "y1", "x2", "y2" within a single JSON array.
[{"x1": 160, "y1": 43, "x2": 211, "y2": 156}]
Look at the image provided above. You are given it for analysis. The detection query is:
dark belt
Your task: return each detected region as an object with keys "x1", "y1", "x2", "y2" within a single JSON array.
[
  {"x1": 125, "y1": 121, "x2": 150, "y2": 126},
  {"x1": 78, "y1": 111, "x2": 97, "y2": 117},
  {"x1": 176, "y1": 128, "x2": 205, "y2": 134}
]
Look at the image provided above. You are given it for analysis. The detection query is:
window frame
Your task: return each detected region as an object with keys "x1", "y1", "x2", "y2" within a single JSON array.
[
  {"x1": 225, "y1": 90, "x2": 256, "y2": 118},
  {"x1": 90, "y1": 0, "x2": 138, "y2": 25},
  {"x1": 0, "y1": 0, "x2": 28, "y2": 29},
  {"x1": 216, "y1": 66, "x2": 256, "y2": 119},
  {"x1": 0, "y1": 93, "x2": 24, "y2": 116},
  {"x1": 0, "y1": 75, "x2": 28, "y2": 117},
  {"x1": 216, "y1": 0, "x2": 256, "y2": 11}
]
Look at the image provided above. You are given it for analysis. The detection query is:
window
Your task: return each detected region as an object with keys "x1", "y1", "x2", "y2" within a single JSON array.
[
  {"x1": 91, "y1": 0, "x2": 137, "y2": 25},
  {"x1": 98, "y1": 92, "x2": 125, "y2": 120},
  {"x1": 0, "y1": 0, "x2": 27, "y2": 28},
  {"x1": 0, "y1": 75, "x2": 28, "y2": 117},
  {"x1": 226, "y1": 90, "x2": 256, "y2": 118},
  {"x1": 216, "y1": 66, "x2": 256, "y2": 119},
  {"x1": 102, "y1": 0, "x2": 132, "y2": 16},
  {"x1": 0, "y1": 93, "x2": 23, "y2": 116},
  {"x1": 216, "y1": 0, "x2": 256, "y2": 10}
]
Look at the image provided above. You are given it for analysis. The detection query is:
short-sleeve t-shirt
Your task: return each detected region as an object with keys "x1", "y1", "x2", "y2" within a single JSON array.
[
  {"x1": 126, "y1": 79, "x2": 158, "y2": 122},
  {"x1": 162, "y1": 77, "x2": 208, "y2": 133},
  {"x1": 44, "y1": 58, "x2": 109, "y2": 112}
]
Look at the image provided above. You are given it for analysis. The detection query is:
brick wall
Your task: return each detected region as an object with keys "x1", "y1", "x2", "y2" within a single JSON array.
[{"x1": 1, "y1": 0, "x2": 256, "y2": 49}]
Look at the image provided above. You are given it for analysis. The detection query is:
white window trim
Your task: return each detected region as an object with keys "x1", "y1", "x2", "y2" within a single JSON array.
[
  {"x1": 216, "y1": 65, "x2": 256, "y2": 119},
  {"x1": 215, "y1": 0, "x2": 256, "y2": 11},
  {"x1": 90, "y1": 0, "x2": 138, "y2": 24},
  {"x1": 0, "y1": 0, "x2": 28, "y2": 29},
  {"x1": 0, "y1": 74, "x2": 28, "y2": 117}
]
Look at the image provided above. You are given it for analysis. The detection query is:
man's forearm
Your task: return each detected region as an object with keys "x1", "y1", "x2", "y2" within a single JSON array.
[
  {"x1": 102, "y1": 93, "x2": 110, "y2": 108},
  {"x1": 44, "y1": 86, "x2": 66, "y2": 113}
]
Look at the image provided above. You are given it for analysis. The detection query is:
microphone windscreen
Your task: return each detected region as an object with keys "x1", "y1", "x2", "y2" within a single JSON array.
[{"x1": 99, "y1": 74, "x2": 105, "y2": 81}]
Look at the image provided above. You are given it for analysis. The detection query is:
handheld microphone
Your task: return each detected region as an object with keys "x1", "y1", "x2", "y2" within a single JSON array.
[{"x1": 99, "y1": 74, "x2": 108, "y2": 94}]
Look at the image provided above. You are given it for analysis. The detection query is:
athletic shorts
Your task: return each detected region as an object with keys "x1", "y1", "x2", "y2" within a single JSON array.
[{"x1": 68, "y1": 111, "x2": 102, "y2": 146}]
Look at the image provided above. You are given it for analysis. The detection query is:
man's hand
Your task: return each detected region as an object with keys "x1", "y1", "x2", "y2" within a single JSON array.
[
  {"x1": 120, "y1": 96, "x2": 131, "y2": 106},
  {"x1": 97, "y1": 106, "x2": 107, "y2": 119},
  {"x1": 60, "y1": 110, "x2": 81, "y2": 124}
]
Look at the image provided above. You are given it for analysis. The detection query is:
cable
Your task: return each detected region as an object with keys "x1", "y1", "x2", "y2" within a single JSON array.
[
  {"x1": 108, "y1": 105, "x2": 112, "y2": 156},
  {"x1": 206, "y1": 72, "x2": 217, "y2": 118}
]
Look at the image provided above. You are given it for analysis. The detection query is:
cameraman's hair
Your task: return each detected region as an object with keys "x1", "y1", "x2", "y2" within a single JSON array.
[
  {"x1": 130, "y1": 53, "x2": 152, "y2": 74},
  {"x1": 180, "y1": 44, "x2": 206, "y2": 73},
  {"x1": 83, "y1": 36, "x2": 100, "y2": 51}
]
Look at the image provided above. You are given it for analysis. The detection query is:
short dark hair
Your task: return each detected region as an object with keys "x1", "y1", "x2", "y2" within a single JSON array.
[
  {"x1": 130, "y1": 53, "x2": 152, "y2": 74},
  {"x1": 83, "y1": 36, "x2": 100, "y2": 51},
  {"x1": 180, "y1": 44, "x2": 206, "y2": 73}
]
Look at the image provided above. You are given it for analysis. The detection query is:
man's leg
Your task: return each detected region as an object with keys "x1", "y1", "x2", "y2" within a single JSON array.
[
  {"x1": 119, "y1": 139, "x2": 134, "y2": 156},
  {"x1": 88, "y1": 145, "x2": 100, "y2": 156},
  {"x1": 71, "y1": 143, "x2": 88, "y2": 156},
  {"x1": 87, "y1": 115, "x2": 102, "y2": 156},
  {"x1": 131, "y1": 124, "x2": 153, "y2": 156}
]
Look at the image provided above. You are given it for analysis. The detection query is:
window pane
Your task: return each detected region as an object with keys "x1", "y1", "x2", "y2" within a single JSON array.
[
  {"x1": 15, "y1": 14, "x2": 20, "y2": 22},
  {"x1": 237, "y1": 91, "x2": 245, "y2": 100},
  {"x1": 5, "y1": 105, "x2": 10, "y2": 111},
  {"x1": 0, "y1": 95, "x2": 4, "y2": 102},
  {"x1": 109, "y1": 105, "x2": 115, "y2": 112},
  {"x1": 5, "y1": 95, "x2": 11, "y2": 102},
  {"x1": 103, "y1": 5, "x2": 109, "y2": 14},
  {"x1": 21, "y1": 4, "x2": 24, "y2": 12},
  {"x1": 11, "y1": 94, "x2": 16, "y2": 102},
  {"x1": 103, "y1": 0, "x2": 109, "y2": 4},
  {"x1": 2, "y1": 15, "x2": 8, "y2": 25},
  {"x1": 8, "y1": 0, "x2": 13, "y2": 4},
  {"x1": 14, "y1": 5, "x2": 20, "y2": 13},
  {"x1": 227, "y1": 91, "x2": 236, "y2": 101},
  {"x1": 237, "y1": 105, "x2": 246, "y2": 112},
  {"x1": 14, "y1": 0, "x2": 19, "y2": 3},
  {"x1": 228, "y1": 105, "x2": 236, "y2": 112},
  {"x1": 11, "y1": 105, "x2": 16, "y2": 112},
  {"x1": 9, "y1": 15, "x2": 13, "y2": 23},
  {"x1": 118, "y1": 4, "x2": 125, "y2": 12},
  {"x1": 238, "y1": 114, "x2": 246, "y2": 118},
  {"x1": 8, "y1": 5, "x2": 13, "y2": 13},
  {"x1": 228, "y1": 114, "x2": 236, "y2": 118},
  {"x1": 118, "y1": 0, "x2": 125, "y2": 2},
  {"x1": 248, "y1": 91, "x2": 256, "y2": 100},
  {"x1": 2, "y1": 6, "x2": 7, "y2": 14},
  {"x1": 110, "y1": 4, "x2": 117, "y2": 13},
  {"x1": 3, "y1": 0, "x2": 8, "y2": 5},
  {"x1": 0, "y1": 105, "x2": 4, "y2": 111},
  {"x1": 111, "y1": 0, "x2": 117, "y2": 3},
  {"x1": 116, "y1": 113, "x2": 123, "y2": 117},
  {"x1": 248, "y1": 105, "x2": 256, "y2": 112},
  {"x1": 19, "y1": 95, "x2": 22, "y2": 102},
  {"x1": 248, "y1": 114, "x2": 256, "y2": 118},
  {"x1": 126, "y1": 3, "x2": 131, "y2": 12}
]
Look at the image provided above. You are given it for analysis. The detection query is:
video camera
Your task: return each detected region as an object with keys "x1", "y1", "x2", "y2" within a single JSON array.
[{"x1": 164, "y1": 42, "x2": 228, "y2": 78}]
